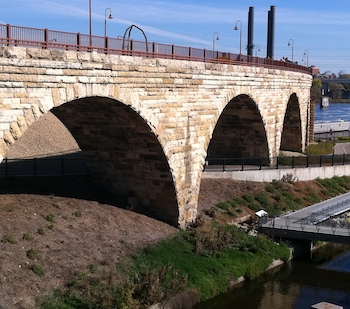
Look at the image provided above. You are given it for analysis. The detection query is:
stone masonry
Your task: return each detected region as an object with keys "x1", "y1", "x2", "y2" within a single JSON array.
[{"x1": 0, "y1": 46, "x2": 312, "y2": 228}]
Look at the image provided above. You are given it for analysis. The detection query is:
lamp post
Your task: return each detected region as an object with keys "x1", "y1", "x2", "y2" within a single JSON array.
[
  {"x1": 287, "y1": 38, "x2": 294, "y2": 62},
  {"x1": 255, "y1": 45, "x2": 260, "y2": 56},
  {"x1": 302, "y1": 49, "x2": 308, "y2": 67},
  {"x1": 104, "y1": 8, "x2": 113, "y2": 37},
  {"x1": 89, "y1": 0, "x2": 92, "y2": 46},
  {"x1": 212, "y1": 32, "x2": 220, "y2": 58},
  {"x1": 234, "y1": 20, "x2": 242, "y2": 56}
]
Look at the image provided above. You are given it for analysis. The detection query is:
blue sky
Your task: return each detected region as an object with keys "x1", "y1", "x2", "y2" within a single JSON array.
[{"x1": 2, "y1": 0, "x2": 350, "y2": 75}]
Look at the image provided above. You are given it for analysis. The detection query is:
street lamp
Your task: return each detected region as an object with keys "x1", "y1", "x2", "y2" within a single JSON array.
[
  {"x1": 212, "y1": 32, "x2": 220, "y2": 58},
  {"x1": 89, "y1": 0, "x2": 92, "y2": 46},
  {"x1": 234, "y1": 20, "x2": 242, "y2": 56},
  {"x1": 104, "y1": 8, "x2": 113, "y2": 37},
  {"x1": 287, "y1": 38, "x2": 294, "y2": 62},
  {"x1": 255, "y1": 45, "x2": 260, "y2": 56},
  {"x1": 302, "y1": 49, "x2": 308, "y2": 67}
]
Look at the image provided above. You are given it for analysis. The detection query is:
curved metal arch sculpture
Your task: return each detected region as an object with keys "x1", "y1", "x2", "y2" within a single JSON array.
[{"x1": 122, "y1": 24, "x2": 149, "y2": 52}]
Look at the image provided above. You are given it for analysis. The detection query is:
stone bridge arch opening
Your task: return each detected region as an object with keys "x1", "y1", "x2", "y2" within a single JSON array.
[
  {"x1": 49, "y1": 96, "x2": 179, "y2": 226},
  {"x1": 280, "y1": 93, "x2": 302, "y2": 153},
  {"x1": 206, "y1": 94, "x2": 269, "y2": 164}
]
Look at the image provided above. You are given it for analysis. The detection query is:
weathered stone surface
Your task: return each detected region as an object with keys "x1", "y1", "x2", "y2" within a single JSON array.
[{"x1": 0, "y1": 46, "x2": 312, "y2": 228}]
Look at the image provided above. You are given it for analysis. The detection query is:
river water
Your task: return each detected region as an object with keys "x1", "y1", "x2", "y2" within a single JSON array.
[
  {"x1": 315, "y1": 103, "x2": 350, "y2": 123},
  {"x1": 194, "y1": 244, "x2": 350, "y2": 309}
]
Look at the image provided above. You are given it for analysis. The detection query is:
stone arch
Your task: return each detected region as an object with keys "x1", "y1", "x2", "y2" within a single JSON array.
[
  {"x1": 51, "y1": 96, "x2": 179, "y2": 226},
  {"x1": 206, "y1": 94, "x2": 269, "y2": 160},
  {"x1": 280, "y1": 93, "x2": 302, "y2": 153}
]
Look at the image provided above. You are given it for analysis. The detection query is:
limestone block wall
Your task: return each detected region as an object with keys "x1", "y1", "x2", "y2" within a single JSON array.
[{"x1": 0, "y1": 46, "x2": 312, "y2": 228}]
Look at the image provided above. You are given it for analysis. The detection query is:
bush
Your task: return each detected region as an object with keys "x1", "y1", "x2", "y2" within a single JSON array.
[
  {"x1": 45, "y1": 214, "x2": 55, "y2": 223},
  {"x1": 23, "y1": 233, "x2": 33, "y2": 241},
  {"x1": 2, "y1": 234, "x2": 17, "y2": 244},
  {"x1": 89, "y1": 263, "x2": 99, "y2": 274},
  {"x1": 242, "y1": 194, "x2": 254, "y2": 203},
  {"x1": 30, "y1": 264, "x2": 45, "y2": 276},
  {"x1": 27, "y1": 249, "x2": 38, "y2": 260}
]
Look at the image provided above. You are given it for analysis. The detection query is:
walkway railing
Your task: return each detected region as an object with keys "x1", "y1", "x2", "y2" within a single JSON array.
[
  {"x1": 0, "y1": 23, "x2": 311, "y2": 75},
  {"x1": 261, "y1": 215, "x2": 350, "y2": 238},
  {"x1": 203, "y1": 153, "x2": 350, "y2": 172},
  {"x1": 0, "y1": 156, "x2": 88, "y2": 177}
]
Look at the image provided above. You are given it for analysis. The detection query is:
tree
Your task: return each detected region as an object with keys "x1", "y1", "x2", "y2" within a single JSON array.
[
  {"x1": 328, "y1": 82, "x2": 344, "y2": 101},
  {"x1": 311, "y1": 78, "x2": 322, "y2": 101}
]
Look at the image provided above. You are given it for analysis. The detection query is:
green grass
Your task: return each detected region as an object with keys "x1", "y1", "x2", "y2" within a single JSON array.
[
  {"x1": 304, "y1": 140, "x2": 336, "y2": 155},
  {"x1": 127, "y1": 226, "x2": 289, "y2": 301}
]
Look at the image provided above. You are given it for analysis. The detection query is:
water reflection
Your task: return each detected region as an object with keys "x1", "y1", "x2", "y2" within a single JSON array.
[{"x1": 194, "y1": 244, "x2": 350, "y2": 309}]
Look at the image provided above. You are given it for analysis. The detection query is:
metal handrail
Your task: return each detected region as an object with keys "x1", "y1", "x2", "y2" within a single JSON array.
[
  {"x1": 0, "y1": 23, "x2": 312, "y2": 75},
  {"x1": 203, "y1": 153, "x2": 350, "y2": 172},
  {"x1": 0, "y1": 157, "x2": 88, "y2": 177}
]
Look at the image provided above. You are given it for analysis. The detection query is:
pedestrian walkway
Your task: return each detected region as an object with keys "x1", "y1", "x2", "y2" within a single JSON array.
[
  {"x1": 314, "y1": 121, "x2": 350, "y2": 133},
  {"x1": 260, "y1": 191, "x2": 350, "y2": 244}
]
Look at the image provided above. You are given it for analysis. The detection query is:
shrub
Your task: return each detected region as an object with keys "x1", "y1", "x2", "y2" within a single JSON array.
[
  {"x1": 281, "y1": 173, "x2": 299, "y2": 183},
  {"x1": 45, "y1": 214, "x2": 55, "y2": 223},
  {"x1": 265, "y1": 185, "x2": 278, "y2": 194},
  {"x1": 242, "y1": 194, "x2": 254, "y2": 203},
  {"x1": 232, "y1": 197, "x2": 247, "y2": 206},
  {"x1": 37, "y1": 228, "x2": 45, "y2": 235},
  {"x1": 248, "y1": 202, "x2": 261, "y2": 211},
  {"x1": 216, "y1": 201, "x2": 238, "y2": 217},
  {"x1": 73, "y1": 211, "x2": 82, "y2": 217},
  {"x1": 89, "y1": 263, "x2": 99, "y2": 274},
  {"x1": 2, "y1": 234, "x2": 17, "y2": 244},
  {"x1": 27, "y1": 249, "x2": 38, "y2": 260},
  {"x1": 30, "y1": 264, "x2": 45, "y2": 276},
  {"x1": 304, "y1": 194, "x2": 321, "y2": 204},
  {"x1": 23, "y1": 233, "x2": 33, "y2": 241},
  {"x1": 255, "y1": 193, "x2": 271, "y2": 207}
]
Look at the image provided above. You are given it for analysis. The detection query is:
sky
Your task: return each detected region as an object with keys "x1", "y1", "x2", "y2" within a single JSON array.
[{"x1": 1, "y1": 0, "x2": 350, "y2": 75}]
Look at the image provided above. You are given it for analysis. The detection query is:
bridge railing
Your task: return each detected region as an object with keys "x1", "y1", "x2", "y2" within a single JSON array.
[
  {"x1": 261, "y1": 215, "x2": 350, "y2": 237},
  {"x1": 0, "y1": 156, "x2": 88, "y2": 177},
  {"x1": 203, "y1": 153, "x2": 350, "y2": 172},
  {"x1": 0, "y1": 23, "x2": 312, "y2": 74}
]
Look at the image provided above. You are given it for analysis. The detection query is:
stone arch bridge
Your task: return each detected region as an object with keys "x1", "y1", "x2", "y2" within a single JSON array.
[{"x1": 0, "y1": 46, "x2": 312, "y2": 228}]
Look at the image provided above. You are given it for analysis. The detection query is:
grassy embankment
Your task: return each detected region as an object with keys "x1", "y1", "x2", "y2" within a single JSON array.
[{"x1": 37, "y1": 140, "x2": 350, "y2": 308}]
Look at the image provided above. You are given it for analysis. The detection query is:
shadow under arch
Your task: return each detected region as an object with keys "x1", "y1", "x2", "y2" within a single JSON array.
[
  {"x1": 280, "y1": 93, "x2": 302, "y2": 153},
  {"x1": 51, "y1": 96, "x2": 178, "y2": 226},
  {"x1": 206, "y1": 94, "x2": 269, "y2": 160}
]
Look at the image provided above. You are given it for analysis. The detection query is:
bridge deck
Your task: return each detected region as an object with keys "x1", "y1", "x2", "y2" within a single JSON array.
[{"x1": 260, "y1": 191, "x2": 350, "y2": 244}]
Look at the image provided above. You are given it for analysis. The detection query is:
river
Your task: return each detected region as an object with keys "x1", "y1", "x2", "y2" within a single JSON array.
[
  {"x1": 315, "y1": 102, "x2": 350, "y2": 123},
  {"x1": 194, "y1": 244, "x2": 350, "y2": 309}
]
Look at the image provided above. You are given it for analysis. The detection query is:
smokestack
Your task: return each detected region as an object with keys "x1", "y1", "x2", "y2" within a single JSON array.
[
  {"x1": 266, "y1": 5, "x2": 275, "y2": 59},
  {"x1": 247, "y1": 6, "x2": 254, "y2": 56}
]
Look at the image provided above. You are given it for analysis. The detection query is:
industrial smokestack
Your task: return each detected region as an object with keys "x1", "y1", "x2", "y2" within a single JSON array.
[
  {"x1": 247, "y1": 6, "x2": 254, "y2": 56},
  {"x1": 266, "y1": 5, "x2": 275, "y2": 59}
]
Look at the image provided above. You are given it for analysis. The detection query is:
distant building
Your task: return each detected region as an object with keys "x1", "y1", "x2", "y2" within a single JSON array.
[{"x1": 311, "y1": 65, "x2": 320, "y2": 78}]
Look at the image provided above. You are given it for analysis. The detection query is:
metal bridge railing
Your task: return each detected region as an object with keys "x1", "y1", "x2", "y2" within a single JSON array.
[
  {"x1": 0, "y1": 23, "x2": 312, "y2": 75},
  {"x1": 203, "y1": 153, "x2": 350, "y2": 172},
  {"x1": 261, "y1": 215, "x2": 350, "y2": 237},
  {"x1": 0, "y1": 157, "x2": 88, "y2": 177}
]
